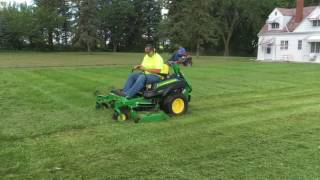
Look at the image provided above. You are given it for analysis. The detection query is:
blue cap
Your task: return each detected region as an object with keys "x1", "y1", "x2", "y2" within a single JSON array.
[{"x1": 177, "y1": 47, "x2": 186, "y2": 55}]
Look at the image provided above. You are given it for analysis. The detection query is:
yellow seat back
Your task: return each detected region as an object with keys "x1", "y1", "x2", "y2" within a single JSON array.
[{"x1": 161, "y1": 64, "x2": 170, "y2": 75}]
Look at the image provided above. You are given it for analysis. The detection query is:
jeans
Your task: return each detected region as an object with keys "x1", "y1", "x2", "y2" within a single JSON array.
[{"x1": 123, "y1": 72, "x2": 161, "y2": 98}]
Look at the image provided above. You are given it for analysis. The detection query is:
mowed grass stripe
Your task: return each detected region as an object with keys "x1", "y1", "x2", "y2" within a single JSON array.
[
  {"x1": 2, "y1": 73, "x2": 318, "y2": 142},
  {"x1": 132, "y1": 95, "x2": 320, "y2": 142},
  {"x1": 1, "y1": 54, "x2": 320, "y2": 179},
  {"x1": 193, "y1": 88, "x2": 320, "y2": 110},
  {"x1": 0, "y1": 71, "x2": 110, "y2": 141},
  {"x1": 40, "y1": 68, "x2": 130, "y2": 91},
  {"x1": 3, "y1": 89, "x2": 318, "y2": 145},
  {"x1": 14, "y1": 106, "x2": 320, "y2": 179},
  {"x1": 17, "y1": 87, "x2": 320, "y2": 145},
  {"x1": 1, "y1": 64, "x2": 318, "y2": 134},
  {"x1": 13, "y1": 70, "x2": 90, "y2": 110}
]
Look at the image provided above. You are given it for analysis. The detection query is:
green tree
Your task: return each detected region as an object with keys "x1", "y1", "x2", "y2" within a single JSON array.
[
  {"x1": 164, "y1": 0, "x2": 189, "y2": 49},
  {"x1": 0, "y1": 13, "x2": 10, "y2": 48},
  {"x1": 0, "y1": 3, "x2": 36, "y2": 49},
  {"x1": 165, "y1": 0, "x2": 214, "y2": 56},
  {"x1": 142, "y1": 0, "x2": 162, "y2": 43},
  {"x1": 98, "y1": 0, "x2": 134, "y2": 52},
  {"x1": 34, "y1": 0, "x2": 65, "y2": 49},
  {"x1": 187, "y1": 0, "x2": 215, "y2": 56},
  {"x1": 211, "y1": 0, "x2": 246, "y2": 56},
  {"x1": 59, "y1": 0, "x2": 72, "y2": 46},
  {"x1": 125, "y1": 0, "x2": 162, "y2": 51},
  {"x1": 73, "y1": 0, "x2": 98, "y2": 52}
]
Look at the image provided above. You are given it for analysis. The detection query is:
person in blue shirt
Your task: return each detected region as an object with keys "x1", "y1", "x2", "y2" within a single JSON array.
[{"x1": 169, "y1": 47, "x2": 186, "y2": 62}]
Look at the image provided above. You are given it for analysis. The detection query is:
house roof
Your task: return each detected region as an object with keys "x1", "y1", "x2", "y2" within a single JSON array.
[
  {"x1": 278, "y1": 8, "x2": 296, "y2": 16},
  {"x1": 259, "y1": 6, "x2": 318, "y2": 34}
]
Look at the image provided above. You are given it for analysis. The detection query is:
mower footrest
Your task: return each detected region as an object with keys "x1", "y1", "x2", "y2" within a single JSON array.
[{"x1": 137, "y1": 112, "x2": 170, "y2": 123}]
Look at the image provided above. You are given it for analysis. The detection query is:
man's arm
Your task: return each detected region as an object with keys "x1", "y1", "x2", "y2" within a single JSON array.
[{"x1": 139, "y1": 66, "x2": 161, "y2": 74}]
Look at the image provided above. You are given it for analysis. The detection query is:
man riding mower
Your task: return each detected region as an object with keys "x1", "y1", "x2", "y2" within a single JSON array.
[
  {"x1": 96, "y1": 44, "x2": 192, "y2": 123},
  {"x1": 169, "y1": 47, "x2": 193, "y2": 67}
]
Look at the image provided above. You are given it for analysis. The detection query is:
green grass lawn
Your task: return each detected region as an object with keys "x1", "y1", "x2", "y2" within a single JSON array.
[{"x1": 0, "y1": 52, "x2": 320, "y2": 179}]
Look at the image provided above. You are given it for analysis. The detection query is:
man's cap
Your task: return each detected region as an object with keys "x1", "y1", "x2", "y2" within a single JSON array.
[{"x1": 178, "y1": 47, "x2": 186, "y2": 55}]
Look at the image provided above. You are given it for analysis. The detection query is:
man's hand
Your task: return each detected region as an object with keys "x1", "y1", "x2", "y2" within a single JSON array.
[
  {"x1": 134, "y1": 65, "x2": 142, "y2": 70},
  {"x1": 133, "y1": 65, "x2": 146, "y2": 71},
  {"x1": 139, "y1": 66, "x2": 146, "y2": 71},
  {"x1": 133, "y1": 65, "x2": 159, "y2": 73}
]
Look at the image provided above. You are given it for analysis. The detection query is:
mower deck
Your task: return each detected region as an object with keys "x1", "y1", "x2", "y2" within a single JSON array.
[{"x1": 96, "y1": 93, "x2": 170, "y2": 122}]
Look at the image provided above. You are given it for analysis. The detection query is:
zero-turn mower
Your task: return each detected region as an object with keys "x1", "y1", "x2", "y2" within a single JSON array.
[{"x1": 96, "y1": 62, "x2": 192, "y2": 123}]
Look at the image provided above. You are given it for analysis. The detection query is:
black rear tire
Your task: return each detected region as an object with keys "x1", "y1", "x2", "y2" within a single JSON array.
[{"x1": 162, "y1": 93, "x2": 188, "y2": 116}]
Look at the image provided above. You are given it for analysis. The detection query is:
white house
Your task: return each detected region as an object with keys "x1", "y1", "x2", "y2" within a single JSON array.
[{"x1": 257, "y1": 0, "x2": 320, "y2": 63}]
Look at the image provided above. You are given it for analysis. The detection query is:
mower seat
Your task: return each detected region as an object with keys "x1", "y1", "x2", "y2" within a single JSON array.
[
  {"x1": 138, "y1": 64, "x2": 172, "y2": 97},
  {"x1": 144, "y1": 64, "x2": 170, "y2": 89},
  {"x1": 143, "y1": 77, "x2": 186, "y2": 98},
  {"x1": 159, "y1": 64, "x2": 170, "y2": 80}
]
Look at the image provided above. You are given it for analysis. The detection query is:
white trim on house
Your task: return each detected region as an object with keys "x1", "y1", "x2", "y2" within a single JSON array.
[
  {"x1": 307, "y1": 7, "x2": 320, "y2": 20},
  {"x1": 307, "y1": 36, "x2": 320, "y2": 42},
  {"x1": 257, "y1": 5, "x2": 320, "y2": 63},
  {"x1": 294, "y1": 7, "x2": 320, "y2": 32},
  {"x1": 259, "y1": 31, "x2": 320, "y2": 36}
]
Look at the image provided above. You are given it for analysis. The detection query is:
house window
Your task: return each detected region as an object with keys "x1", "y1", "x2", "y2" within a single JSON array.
[
  {"x1": 312, "y1": 20, "x2": 320, "y2": 27},
  {"x1": 267, "y1": 46, "x2": 271, "y2": 54},
  {"x1": 280, "y1": 41, "x2": 289, "y2": 50},
  {"x1": 271, "y1": 23, "x2": 280, "y2": 29},
  {"x1": 311, "y1": 42, "x2": 320, "y2": 53},
  {"x1": 298, "y1": 40, "x2": 302, "y2": 50}
]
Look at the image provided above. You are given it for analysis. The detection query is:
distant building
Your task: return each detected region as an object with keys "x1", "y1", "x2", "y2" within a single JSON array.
[{"x1": 257, "y1": 0, "x2": 320, "y2": 63}]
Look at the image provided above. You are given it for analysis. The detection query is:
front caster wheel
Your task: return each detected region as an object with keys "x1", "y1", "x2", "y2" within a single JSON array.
[
  {"x1": 96, "y1": 103, "x2": 102, "y2": 109},
  {"x1": 112, "y1": 112, "x2": 129, "y2": 122}
]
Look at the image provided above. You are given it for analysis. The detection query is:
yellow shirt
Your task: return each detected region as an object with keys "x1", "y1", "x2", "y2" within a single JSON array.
[{"x1": 141, "y1": 53, "x2": 164, "y2": 75}]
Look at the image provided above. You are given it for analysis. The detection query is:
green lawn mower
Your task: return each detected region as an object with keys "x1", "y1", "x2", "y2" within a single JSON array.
[{"x1": 95, "y1": 62, "x2": 192, "y2": 123}]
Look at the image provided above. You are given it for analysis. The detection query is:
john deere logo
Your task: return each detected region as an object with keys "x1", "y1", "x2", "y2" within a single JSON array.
[{"x1": 157, "y1": 79, "x2": 178, "y2": 87}]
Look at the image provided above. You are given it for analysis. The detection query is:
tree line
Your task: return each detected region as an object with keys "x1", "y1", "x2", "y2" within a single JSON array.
[{"x1": 0, "y1": 0, "x2": 319, "y2": 56}]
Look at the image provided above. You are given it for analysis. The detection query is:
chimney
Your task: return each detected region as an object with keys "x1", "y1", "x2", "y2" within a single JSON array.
[{"x1": 295, "y1": 0, "x2": 304, "y2": 23}]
